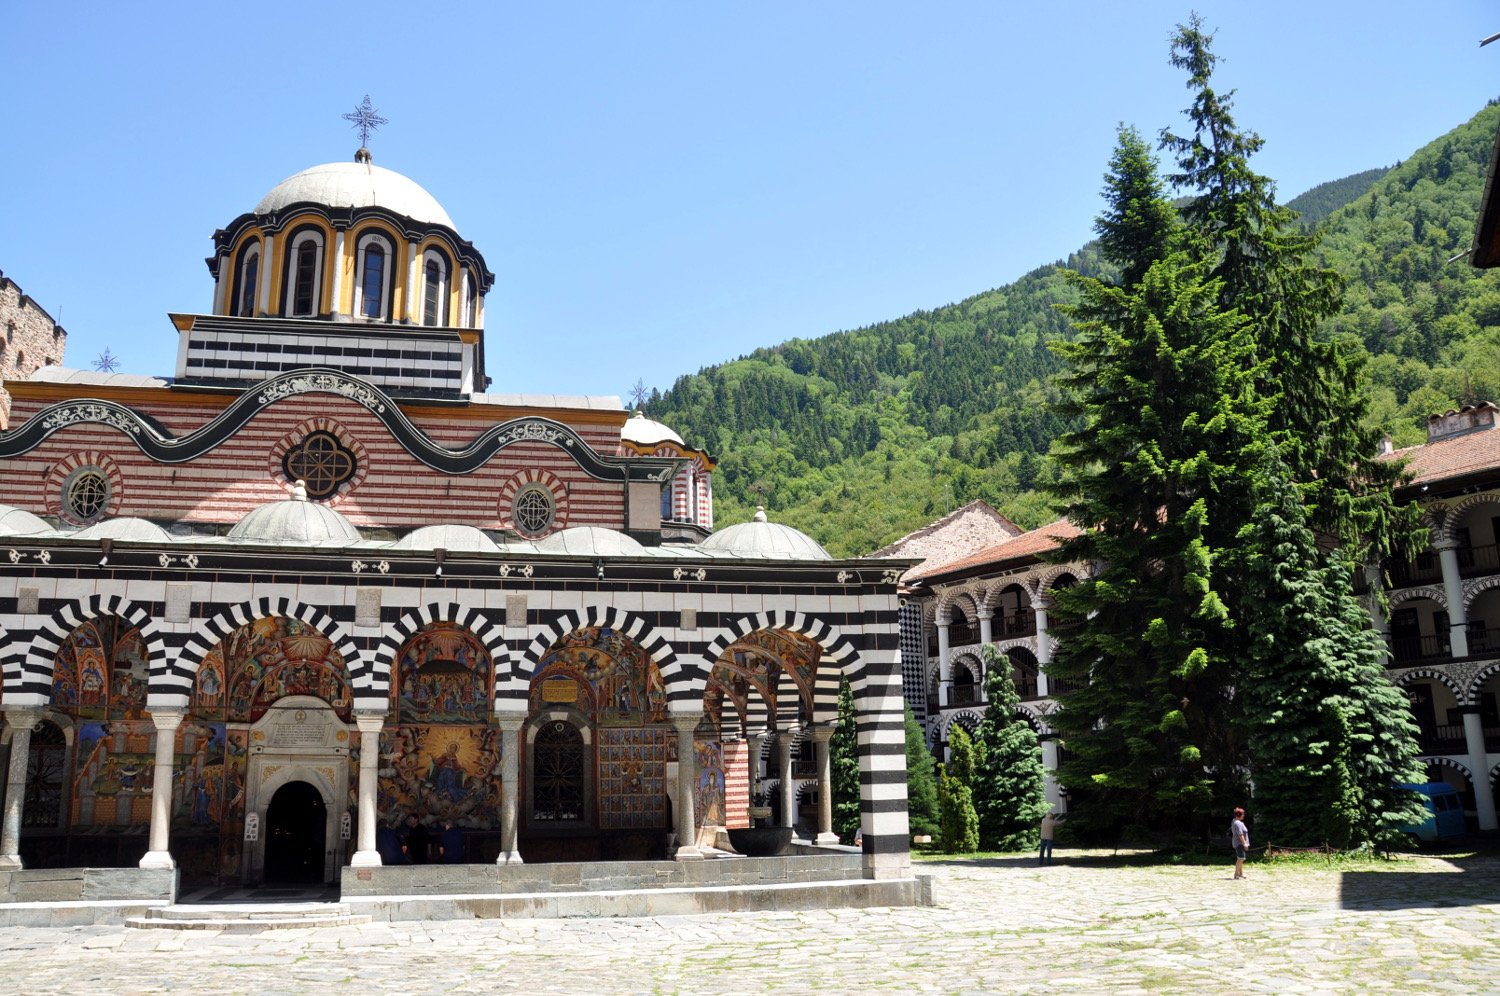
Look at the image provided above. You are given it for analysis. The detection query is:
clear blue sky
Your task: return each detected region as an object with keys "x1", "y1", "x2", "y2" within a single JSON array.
[{"x1": 2, "y1": 2, "x2": 1496, "y2": 399}]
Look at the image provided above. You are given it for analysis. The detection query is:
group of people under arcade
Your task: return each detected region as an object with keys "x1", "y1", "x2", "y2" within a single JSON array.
[{"x1": 376, "y1": 814, "x2": 466, "y2": 865}]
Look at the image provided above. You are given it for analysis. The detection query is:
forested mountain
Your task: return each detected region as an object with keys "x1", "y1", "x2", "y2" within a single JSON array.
[{"x1": 645, "y1": 104, "x2": 1500, "y2": 556}]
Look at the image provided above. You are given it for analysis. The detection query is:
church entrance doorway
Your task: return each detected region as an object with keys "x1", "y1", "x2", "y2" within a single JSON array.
[{"x1": 262, "y1": 781, "x2": 326, "y2": 884}]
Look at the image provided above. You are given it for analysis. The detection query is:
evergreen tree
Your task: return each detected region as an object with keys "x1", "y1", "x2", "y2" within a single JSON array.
[
  {"x1": 1237, "y1": 451, "x2": 1428, "y2": 848},
  {"x1": 904, "y1": 705, "x2": 941, "y2": 840},
  {"x1": 973, "y1": 645, "x2": 1050, "y2": 850},
  {"x1": 830, "y1": 678, "x2": 862, "y2": 842},
  {"x1": 937, "y1": 724, "x2": 980, "y2": 853},
  {"x1": 1160, "y1": 14, "x2": 1419, "y2": 558}
]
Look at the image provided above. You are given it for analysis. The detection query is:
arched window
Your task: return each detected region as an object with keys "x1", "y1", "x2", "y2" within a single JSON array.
[
  {"x1": 23, "y1": 720, "x2": 66, "y2": 828},
  {"x1": 532, "y1": 720, "x2": 585, "y2": 822},
  {"x1": 354, "y1": 233, "x2": 393, "y2": 320},
  {"x1": 234, "y1": 242, "x2": 261, "y2": 317},
  {"x1": 660, "y1": 482, "x2": 672, "y2": 519},
  {"x1": 286, "y1": 231, "x2": 324, "y2": 317},
  {"x1": 421, "y1": 249, "x2": 450, "y2": 326}
]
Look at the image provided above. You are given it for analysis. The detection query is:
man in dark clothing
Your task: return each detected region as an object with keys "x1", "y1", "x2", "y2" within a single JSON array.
[
  {"x1": 438, "y1": 818, "x2": 465, "y2": 863},
  {"x1": 403, "y1": 813, "x2": 431, "y2": 865},
  {"x1": 376, "y1": 815, "x2": 408, "y2": 864}
]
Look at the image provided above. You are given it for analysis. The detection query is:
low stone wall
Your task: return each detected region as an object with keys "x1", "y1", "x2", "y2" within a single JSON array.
[
  {"x1": 0, "y1": 867, "x2": 177, "y2": 926},
  {"x1": 340, "y1": 852, "x2": 866, "y2": 897}
]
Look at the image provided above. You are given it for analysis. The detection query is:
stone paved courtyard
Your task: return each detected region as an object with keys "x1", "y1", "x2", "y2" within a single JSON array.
[{"x1": 1, "y1": 850, "x2": 1498, "y2": 994}]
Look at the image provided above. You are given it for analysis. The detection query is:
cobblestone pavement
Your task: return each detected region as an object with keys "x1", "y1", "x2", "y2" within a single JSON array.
[{"x1": 2, "y1": 851, "x2": 1499, "y2": 994}]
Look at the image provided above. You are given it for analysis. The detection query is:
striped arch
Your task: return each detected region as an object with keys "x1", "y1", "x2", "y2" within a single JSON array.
[
  {"x1": 1389, "y1": 665, "x2": 1466, "y2": 704},
  {"x1": 0, "y1": 621, "x2": 17, "y2": 700},
  {"x1": 372, "y1": 601, "x2": 509, "y2": 704},
  {"x1": 1466, "y1": 661, "x2": 1500, "y2": 704},
  {"x1": 19, "y1": 595, "x2": 165, "y2": 702},
  {"x1": 940, "y1": 708, "x2": 984, "y2": 739},
  {"x1": 951, "y1": 652, "x2": 982, "y2": 685},
  {"x1": 172, "y1": 597, "x2": 363, "y2": 700},
  {"x1": 1039, "y1": 564, "x2": 1084, "y2": 591},
  {"x1": 502, "y1": 605, "x2": 678, "y2": 709},
  {"x1": 1420, "y1": 755, "x2": 1474, "y2": 782},
  {"x1": 1387, "y1": 586, "x2": 1447, "y2": 611},
  {"x1": 1464, "y1": 574, "x2": 1500, "y2": 611},
  {"x1": 698, "y1": 610, "x2": 861, "y2": 701},
  {"x1": 811, "y1": 665, "x2": 842, "y2": 726},
  {"x1": 793, "y1": 778, "x2": 819, "y2": 805},
  {"x1": 934, "y1": 588, "x2": 980, "y2": 623},
  {"x1": 1446, "y1": 492, "x2": 1500, "y2": 531}
]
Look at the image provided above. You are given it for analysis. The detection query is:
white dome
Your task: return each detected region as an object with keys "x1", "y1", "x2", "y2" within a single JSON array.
[
  {"x1": 0, "y1": 505, "x2": 51, "y2": 537},
  {"x1": 535, "y1": 526, "x2": 646, "y2": 557},
  {"x1": 389, "y1": 524, "x2": 500, "y2": 553},
  {"x1": 73, "y1": 518, "x2": 173, "y2": 543},
  {"x1": 621, "y1": 411, "x2": 683, "y2": 447},
  {"x1": 698, "y1": 508, "x2": 830, "y2": 560},
  {"x1": 255, "y1": 161, "x2": 455, "y2": 229},
  {"x1": 227, "y1": 496, "x2": 362, "y2": 546}
]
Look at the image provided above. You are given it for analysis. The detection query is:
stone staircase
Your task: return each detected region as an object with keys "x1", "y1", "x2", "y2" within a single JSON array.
[{"x1": 126, "y1": 901, "x2": 371, "y2": 931}]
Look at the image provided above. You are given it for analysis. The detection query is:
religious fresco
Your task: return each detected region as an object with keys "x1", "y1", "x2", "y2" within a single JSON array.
[
  {"x1": 531, "y1": 627, "x2": 667, "y2": 727},
  {"x1": 190, "y1": 616, "x2": 352, "y2": 722},
  {"x1": 695, "y1": 739, "x2": 725, "y2": 827},
  {"x1": 378, "y1": 725, "x2": 503, "y2": 827},
  {"x1": 50, "y1": 617, "x2": 148, "y2": 721},
  {"x1": 392, "y1": 622, "x2": 492, "y2": 725},
  {"x1": 71, "y1": 721, "x2": 155, "y2": 826},
  {"x1": 597, "y1": 728, "x2": 667, "y2": 829}
]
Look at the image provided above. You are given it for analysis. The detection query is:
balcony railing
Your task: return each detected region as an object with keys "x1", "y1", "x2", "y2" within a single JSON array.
[
  {"x1": 1390, "y1": 627, "x2": 1500, "y2": 665},
  {"x1": 1386, "y1": 543, "x2": 1500, "y2": 588},
  {"x1": 950, "y1": 685, "x2": 980, "y2": 706}
]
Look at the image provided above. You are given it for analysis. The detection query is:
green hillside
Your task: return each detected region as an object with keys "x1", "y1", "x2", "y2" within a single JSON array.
[{"x1": 646, "y1": 105, "x2": 1500, "y2": 556}]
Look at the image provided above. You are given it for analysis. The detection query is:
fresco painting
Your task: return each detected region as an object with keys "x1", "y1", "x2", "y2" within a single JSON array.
[
  {"x1": 394, "y1": 623, "x2": 492, "y2": 724},
  {"x1": 71, "y1": 721, "x2": 155, "y2": 827},
  {"x1": 534, "y1": 627, "x2": 667, "y2": 727},
  {"x1": 695, "y1": 739, "x2": 725, "y2": 827},
  {"x1": 191, "y1": 616, "x2": 351, "y2": 722},
  {"x1": 50, "y1": 617, "x2": 148, "y2": 721},
  {"x1": 378, "y1": 725, "x2": 503, "y2": 827},
  {"x1": 598, "y1": 728, "x2": 667, "y2": 829}
]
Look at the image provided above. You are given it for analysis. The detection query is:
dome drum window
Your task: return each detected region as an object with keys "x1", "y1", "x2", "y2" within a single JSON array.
[
  {"x1": 421, "y1": 248, "x2": 451, "y2": 326},
  {"x1": 233, "y1": 242, "x2": 261, "y2": 317},
  {"x1": 285, "y1": 230, "x2": 325, "y2": 317},
  {"x1": 511, "y1": 485, "x2": 557, "y2": 538},
  {"x1": 354, "y1": 232, "x2": 394, "y2": 321},
  {"x1": 282, "y1": 431, "x2": 358, "y2": 500}
]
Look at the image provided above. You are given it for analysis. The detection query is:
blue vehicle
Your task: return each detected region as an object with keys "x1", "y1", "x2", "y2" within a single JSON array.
[{"x1": 1399, "y1": 782, "x2": 1467, "y2": 843}]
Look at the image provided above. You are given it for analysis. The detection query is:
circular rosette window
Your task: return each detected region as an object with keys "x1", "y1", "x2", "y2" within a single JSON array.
[{"x1": 498, "y1": 471, "x2": 568, "y2": 539}]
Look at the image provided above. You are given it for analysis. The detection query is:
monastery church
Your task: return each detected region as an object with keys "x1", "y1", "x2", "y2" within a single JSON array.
[{"x1": 0, "y1": 133, "x2": 916, "y2": 908}]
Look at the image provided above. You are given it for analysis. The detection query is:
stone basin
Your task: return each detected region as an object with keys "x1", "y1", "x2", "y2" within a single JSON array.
[{"x1": 727, "y1": 826, "x2": 793, "y2": 857}]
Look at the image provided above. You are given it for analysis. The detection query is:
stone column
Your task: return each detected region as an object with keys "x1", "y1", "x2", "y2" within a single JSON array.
[
  {"x1": 496, "y1": 714, "x2": 525, "y2": 865},
  {"x1": 404, "y1": 243, "x2": 419, "y2": 321},
  {"x1": 977, "y1": 608, "x2": 994, "y2": 647},
  {"x1": 775, "y1": 730, "x2": 796, "y2": 832},
  {"x1": 1461, "y1": 707, "x2": 1498, "y2": 831},
  {"x1": 936, "y1": 612, "x2": 952, "y2": 708},
  {"x1": 0, "y1": 709, "x2": 42, "y2": 869},
  {"x1": 672, "y1": 714, "x2": 704, "y2": 860},
  {"x1": 1434, "y1": 538, "x2": 1470, "y2": 658},
  {"x1": 810, "y1": 725, "x2": 839, "y2": 845},
  {"x1": 350, "y1": 713, "x2": 385, "y2": 867},
  {"x1": 745, "y1": 730, "x2": 766, "y2": 816},
  {"x1": 140, "y1": 709, "x2": 183, "y2": 870},
  {"x1": 257, "y1": 234, "x2": 275, "y2": 316},
  {"x1": 1034, "y1": 598, "x2": 1052, "y2": 698},
  {"x1": 1040, "y1": 736, "x2": 1063, "y2": 812}
]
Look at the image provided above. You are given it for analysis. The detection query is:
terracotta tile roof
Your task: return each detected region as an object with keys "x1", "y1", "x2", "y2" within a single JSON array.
[
  {"x1": 906, "y1": 517, "x2": 1082, "y2": 584},
  {"x1": 1385, "y1": 426, "x2": 1500, "y2": 489}
]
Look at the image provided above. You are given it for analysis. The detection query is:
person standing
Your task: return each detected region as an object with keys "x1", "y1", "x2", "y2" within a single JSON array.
[
  {"x1": 1230, "y1": 807, "x2": 1250, "y2": 879},
  {"x1": 403, "y1": 813, "x2": 431, "y2": 865},
  {"x1": 438, "y1": 818, "x2": 465, "y2": 863},
  {"x1": 1039, "y1": 810, "x2": 1059, "y2": 866}
]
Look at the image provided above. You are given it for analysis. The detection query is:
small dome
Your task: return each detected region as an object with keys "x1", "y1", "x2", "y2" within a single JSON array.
[
  {"x1": 621, "y1": 411, "x2": 683, "y2": 447},
  {"x1": 227, "y1": 494, "x2": 362, "y2": 546},
  {"x1": 73, "y1": 518, "x2": 173, "y2": 543},
  {"x1": 535, "y1": 526, "x2": 646, "y2": 557},
  {"x1": 0, "y1": 505, "x2": 51, "y2": 537},
  {"x1": 255, "y1": 161, "x2": 455, "y2": 229},
  {"x1": 389, "y1": 524, "x2": 500, "y2": 553},
  {"x1": 698, "y1": 507, "x2": 830, "y2": 560}
]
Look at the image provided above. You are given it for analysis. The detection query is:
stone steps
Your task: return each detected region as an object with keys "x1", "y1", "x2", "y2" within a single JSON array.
[{"x1": 126, "y1": 901, "x2": 371, "y2": 931}]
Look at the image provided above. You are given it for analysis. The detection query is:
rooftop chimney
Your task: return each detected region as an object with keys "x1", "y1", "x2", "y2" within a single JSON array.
[{"x1": 1427, "y1": 402, "x2": 1498, "y2": 443}]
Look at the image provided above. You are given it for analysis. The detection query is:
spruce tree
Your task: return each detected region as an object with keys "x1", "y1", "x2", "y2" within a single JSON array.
[
  {"x1": 973, "y1": 645, "x2": 1050, "y2": 850},
  {"x1": 830, "y1": 678, "x2": 861, "y2": 842},
  {"x1": 904, "y1": 705, "x2": 941, "y2": 840},
  {"x1": 1237, "y1": 451, "x2": 1428, "y2": 848},
  {"x1": 938, "y1": 724, "x2": 980, "y2": 852},
  {"x1": 1160, "y1": 14, "x2": 1419, "y2": 558}
]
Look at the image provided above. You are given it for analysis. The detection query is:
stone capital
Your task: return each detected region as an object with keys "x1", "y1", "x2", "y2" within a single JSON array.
[
  {"x1": 807, "y1": 724, "x2": 836, "y2": 743},
  {"x1": 669, "y1": 712, "x2": 704, "y2": 735},
  {"x1": 353, "y1": 712, "x2": 386, "y2": 736},
  {"x1": 3, "y1": 708, "x2": 44, "y2": 731},
  {"x1": 495, "y1": 713, "x2": 527, "y2": 733},
  {"x1": 147, "y1": 709, "x2": 184, "y2": 733}
]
